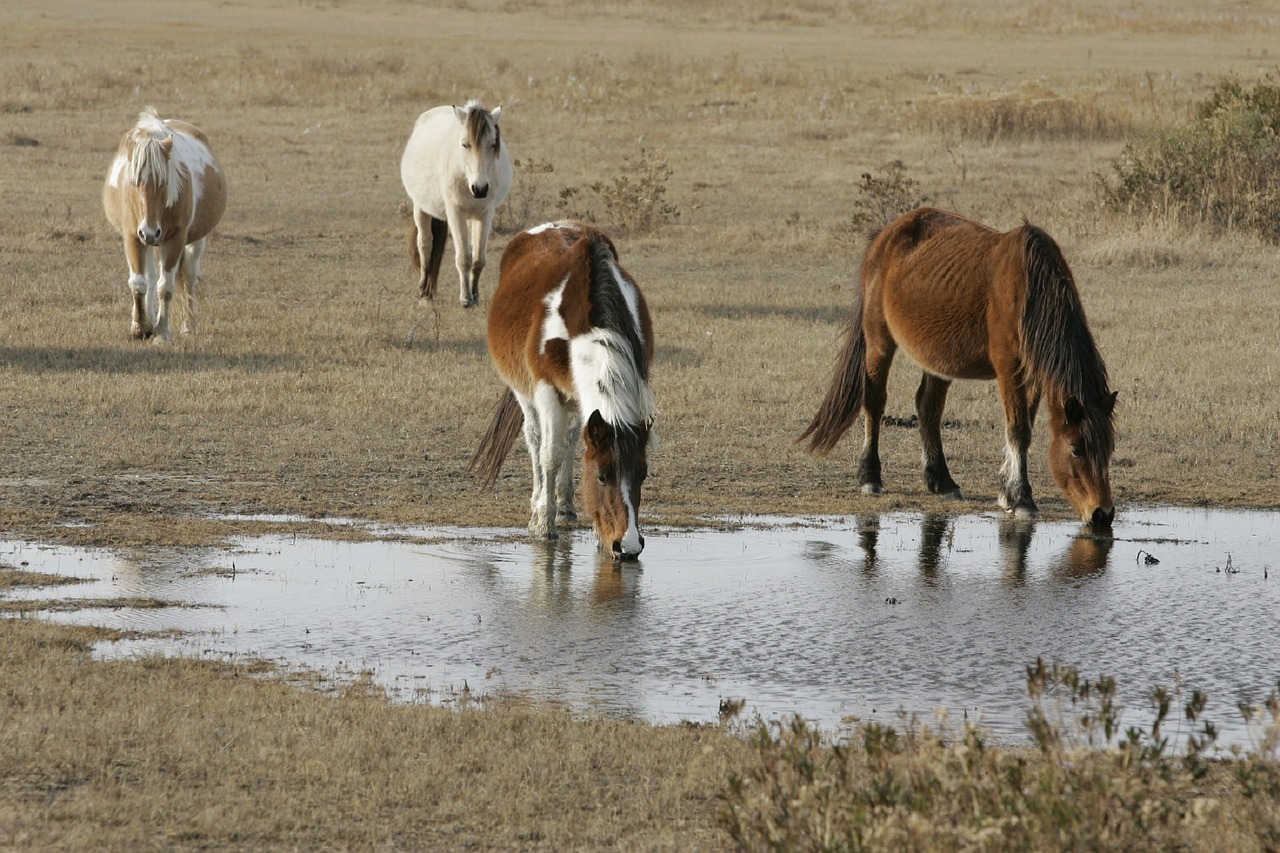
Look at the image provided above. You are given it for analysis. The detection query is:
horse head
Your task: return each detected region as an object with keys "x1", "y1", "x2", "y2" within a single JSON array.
[
  {"x1": 1047, "y1": 392, "x2": 1118, "y2": 528},
  {"x1": 125, "y1": 123, "x2": 177, "y2": 246},
  {"x1": 453, "y1": 102, "x2": 503, "y2": 200},
  {"x1": 582, "y1": 410, "x2": 651, "y2": 560}
]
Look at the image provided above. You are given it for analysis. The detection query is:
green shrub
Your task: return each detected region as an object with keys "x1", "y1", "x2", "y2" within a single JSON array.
[{"x1": 1099, "y1": 73, "x2": 1280, "y2": 242}]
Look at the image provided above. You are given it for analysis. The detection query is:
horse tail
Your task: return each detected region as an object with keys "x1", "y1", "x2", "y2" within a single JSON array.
[
  {"x1": 799, "y1": 285, "x2": 868, "y2": 456},
  {"x1": 468, "y1": 387, "x2": 524, "y2": 488}
]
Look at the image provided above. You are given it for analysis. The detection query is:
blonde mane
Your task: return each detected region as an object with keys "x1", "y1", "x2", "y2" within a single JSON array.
[{"x1": 126, "y1": 107, "x2": 184, "y2": 208}]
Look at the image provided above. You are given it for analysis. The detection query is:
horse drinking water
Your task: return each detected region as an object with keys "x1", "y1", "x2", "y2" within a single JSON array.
[
  {"x1": 801, "y1": 207, "x2": 1117, "y2": 526},
  {"x1": 102, "y1": 107, "x2": 226, "y2": 341},
  {"x1": 400, "y1": 100, "x2": 512, "y2": 307},
  {"x1": 470, "y1": 222, "x2": 656, "y2": 559}
]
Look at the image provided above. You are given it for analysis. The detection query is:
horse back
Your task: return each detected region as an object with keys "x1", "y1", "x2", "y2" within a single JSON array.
[
  {"x1": 488, "y1": 222, "x2": 642, "y2": 399},
  {"x1": 864, "y1": 207, "x2": 1013, "y2": 380}
]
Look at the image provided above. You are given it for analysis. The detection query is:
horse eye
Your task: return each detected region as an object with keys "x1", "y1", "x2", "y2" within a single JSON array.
[
  {"x1": 461, "y1": 141, "x2": 472, "y2": 150},
  {"x1": 1070, "y1": 446, "x2": 1084, "y2": 459},
  {"x1": 596, "y1": 474, "x2": 610, "y2": 486}
]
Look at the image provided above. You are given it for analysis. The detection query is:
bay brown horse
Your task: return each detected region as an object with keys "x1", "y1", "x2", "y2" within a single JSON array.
[
  {"x1": 801, "y1": 207, "x2": 1117, "y2": 526},
  {"x1": 470, "y1": 221, "x2": 656, "y2": 558},
  {"x1": 103, "y1": 107, "x2": 226, "y2": 341}
]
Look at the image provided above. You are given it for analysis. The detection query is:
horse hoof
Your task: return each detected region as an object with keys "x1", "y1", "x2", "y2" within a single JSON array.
[
  {"x1": 861, "y1": 483, "x2": 883, "y2": 495},
  {"x1": 556, "y1": 510, "x2": 578, "y2": 524},
  {"x1": 941, "y1": 489, "x2": 964, "y2": 501},
  {"x1": 1012, "y1": 505, "x2": 1038, "y2": 520}
]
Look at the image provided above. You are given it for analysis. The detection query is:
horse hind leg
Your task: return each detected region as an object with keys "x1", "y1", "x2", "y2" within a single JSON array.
[
  {"x1": 177, "y1": 238, "x2": 206, "y2": 335},
  {"x1": 915, "y1": 373, "x2": 962, "y2": 498},
  {"x1": 856, "y1": 338, "x2": 896, "y2": 494},
  {"x1": 528, "y1": 383, "x2": 569, "y2": 539}
]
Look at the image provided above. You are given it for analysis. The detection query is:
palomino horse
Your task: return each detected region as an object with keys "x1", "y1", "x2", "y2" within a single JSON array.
[
  {"x1": 102, "y1": 107, "x2": 226, "y2": 341},
  {"x1": 801, "y1": 207, "x2": 1117, "y2": 526},
  {"x1": 470, "y1": 221, "x2": 656, "y2": 559},
  {"x1": 400, "y1": 100, "x2": 512, "y2": 307}
]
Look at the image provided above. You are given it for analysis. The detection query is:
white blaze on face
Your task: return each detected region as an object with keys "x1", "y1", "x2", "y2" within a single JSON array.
[{"x1": 618, "y1": 479, "x2": 643, "y2": 556}]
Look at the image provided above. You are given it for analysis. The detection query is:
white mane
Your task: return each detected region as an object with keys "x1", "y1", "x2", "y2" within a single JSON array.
[{"x1": 570, "y1": 328, "x2": 656, "y2": 428}]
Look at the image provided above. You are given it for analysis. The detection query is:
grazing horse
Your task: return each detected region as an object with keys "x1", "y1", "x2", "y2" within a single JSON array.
[
  {"x1": 470, "y1": 221, "x2": 656, "y2": 559},
  {"x1": 400, "y1": 100, "x2": 512, "y2": 307},
  {"x1": 102, "y1": 107, "x2": 226, "y2": 341},
  {"x1": 801, "y1": 207, "x2": 1117, "y2": 526}
]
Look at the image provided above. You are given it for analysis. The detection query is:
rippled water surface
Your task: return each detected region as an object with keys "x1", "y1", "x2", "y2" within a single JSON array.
[{"x1": 4, "y1": 507, "x2": 1277, "y2": 743}]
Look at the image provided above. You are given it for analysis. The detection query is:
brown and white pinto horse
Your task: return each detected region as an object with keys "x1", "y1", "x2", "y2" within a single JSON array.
[
  {"x1": 470, "y1": 222, "x2": 656, "y2": 559},
  {"x1": 801, "y1": 207, "x2": 1117, "y2": 526},
  {"x1": 103, "y1": 107, "x2": 226, "y2": 340}
]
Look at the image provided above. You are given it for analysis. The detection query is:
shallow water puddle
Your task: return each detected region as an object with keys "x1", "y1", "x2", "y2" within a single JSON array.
[{"x1": 3, "y1": 507, "x2": 1277, "y2": 744}]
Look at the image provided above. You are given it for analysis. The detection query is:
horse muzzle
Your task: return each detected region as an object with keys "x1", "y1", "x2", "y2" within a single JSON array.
[
  {"x1": 1088, "y1": 506, "x2": 1115, "y2": 528},
  {"x1": 469, "y1": 183, "x2": 490, "y2": 199},
  {"x1": 611, "y1": 534, "x2": 645, "y2": 561},
  {"x1": 137, "y1": 226, "x2": 162, "y2": 246}
]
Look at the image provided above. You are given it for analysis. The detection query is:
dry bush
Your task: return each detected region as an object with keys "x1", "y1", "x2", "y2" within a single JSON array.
[
  {"x1": 914, "y1": 81, "x2": 1135, "y2": 142},
  {"x1": 722, "y1": 662, "x2": 1280, "y2": 852}
]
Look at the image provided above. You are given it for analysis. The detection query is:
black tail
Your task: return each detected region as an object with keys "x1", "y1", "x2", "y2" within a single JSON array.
[
  {"x1": 799, "y1": 288, "x2": 868, "y2": 455},
  {"x1": 468, "y1": 388, "x2": 524, "y2": 488}
]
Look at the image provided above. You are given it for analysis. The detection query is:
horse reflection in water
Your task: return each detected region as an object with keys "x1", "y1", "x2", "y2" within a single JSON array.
[
  {"x1": 524, "y1": 538, "x2": 641, "y2": 614},
  {"x1": 851, "y1": 514, "x2": 1112, "y2": 583}
]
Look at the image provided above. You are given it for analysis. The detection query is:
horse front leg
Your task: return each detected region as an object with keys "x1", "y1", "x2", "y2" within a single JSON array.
[
  {"x1": 124, "y1": 239, "x2": 153, "y2": 339},
  {"x1": 466, "y1": 211, "x2": 494, "y2": 307},
  {"x1": 447, "y1": 216, "x2": 476, "y2": 308},
  {"x1": 916, "y1": 373, "x2": 962, "y2": 498},
  {"x1": 996, "y1": 375, "x2": 1037, "y2": 518},
  {"x1": 152, "y1": 240, "x2": 185, "y2": 342},
  {"x1": 412, "y1": 209, "x2": 447, "y2": 302},
  {"x1": 555, "y1": 411, "x2": 581, "y2": 524}
]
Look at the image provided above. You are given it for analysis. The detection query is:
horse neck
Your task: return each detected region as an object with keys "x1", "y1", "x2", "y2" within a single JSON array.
[{"x1": 1018, "y1": 228, "x2": 1109, "y2": 410}]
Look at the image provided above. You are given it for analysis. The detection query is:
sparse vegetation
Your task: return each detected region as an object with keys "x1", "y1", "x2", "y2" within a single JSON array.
[
  {"x1": 847, "y1": 160, "x2": 932, "y2": 232},
  {"x1": 722, "y1": 662, "x2": 1280, "y2": 852},
  {"x1": 557, "y1": 148, "x2": 680, "y2": 234}
]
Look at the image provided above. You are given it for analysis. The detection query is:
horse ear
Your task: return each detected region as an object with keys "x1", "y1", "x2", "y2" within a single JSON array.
[
  {"x1": 585, "y1": 410, "x2": 612, "y2": 447},
  {"x1": 1063, "y1": 396, "x2": 1085, "y2": 426},
  {"x1": 491, "y1": 106, "x2": 503, "y2": 124},
  {"x1": 453, "y1": 104, "x2": 468, "y2": 123},
  {"x1": 1104, "y1": 390, "x2": 1118, "y2": 416}
]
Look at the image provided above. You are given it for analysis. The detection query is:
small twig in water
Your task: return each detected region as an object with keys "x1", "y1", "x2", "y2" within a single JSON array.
[{"x1": 1137, "y1": 549, "x2": 1159, "y2": 565}]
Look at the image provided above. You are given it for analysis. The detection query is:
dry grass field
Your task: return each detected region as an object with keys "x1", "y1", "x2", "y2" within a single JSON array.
[{"x1": 3, "y1": 0, "x2": 1280, "y2": 848}]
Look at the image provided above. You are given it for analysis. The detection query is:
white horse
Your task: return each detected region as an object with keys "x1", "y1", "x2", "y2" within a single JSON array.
[
  {"x1": 102, "y1": 107, "x2": 226, "y2": 341},
  {"x1": 400, "y1": 100, "x2": 513, "y2": 308}
]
